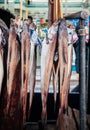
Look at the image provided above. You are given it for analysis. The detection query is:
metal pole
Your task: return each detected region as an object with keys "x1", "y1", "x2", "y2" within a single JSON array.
[
  {"x1": 65, "y1": 0, "x2": 68, "y2": 15},
  {"x1": 26, "y1": 8, "x2": 28, "y2": 19},
  {"x1": 88, "y1": 15, "x2": 90, "y2": 112},
  {"x1": 79, "y1": 19, "x2": 86, "y2": 130},
  {"x1": 20, "y1": 0, "x2": 23, "y2": 18},
  {"x1": 4, "y1": 0, "x2": 7, "y2": 9},
  {"x1": 86, "y1": 42, "x2": 89, "y2": 111}
]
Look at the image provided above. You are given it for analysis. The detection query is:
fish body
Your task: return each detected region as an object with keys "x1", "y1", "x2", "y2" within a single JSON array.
[
  {"x1": 41, "y1": 22, "x2": 58, "y2": 124},
  {"x1": 0, "y1": 28, "x2": 4, "y2": 95},
  {"x1": 21, "y1": 24, "x2": 30, "y2": 123},
  {"x1": 28, "y1": 41, "x2": 36, "y2": 118},
  {"x1": 6, "y1": 22, "x2": 20, "y2": 113},
  {"x1": 58, "y1": 35, "x2": 68, "y2": 118},
  {"x1": 57, "y1": 20, "x2": 73, "y2": 126}
]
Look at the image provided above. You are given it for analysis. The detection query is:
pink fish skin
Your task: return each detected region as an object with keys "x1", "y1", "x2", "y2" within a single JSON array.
[
  {"x1": 2, "y1": 19, "x2": 22, "y2": 130},
  {"x1": 6, "y1": 21, "x2": 20, "y2": 113},
  {"x1": 41, "y1": 21, "x2": 58, "y2": 124},
  {"x1": 21, "y1": 24, "x2": 30, "y2": 123},
  {"x1": 0, "y1": 29, "x2": 4, "y2": 95},
  {"x1": 28, "y1": 41, "x2": 36, "y2": 119},
  {"x1": 57, "y1": 20, "x2": 73, "y2": 126}
]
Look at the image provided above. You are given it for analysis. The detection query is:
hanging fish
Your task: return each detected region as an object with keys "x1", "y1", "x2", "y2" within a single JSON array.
[
  {"x1": 6, "y1": 19, "x2": 20, "y2": 113},
  {"x1": 20, "y1": 23, "x2": 30, "y2": 123},
  {"x1": 0, "y1": 28, "x2": 4, "y2": 95},
  {"x1": 57, "y1": 19, "x2": 68, "y2": 125},
  {"x1": 52, "y1": 21, "x2": 60, "y2": 110},
  {"x1": 41, "y1": 21, "x2": 58, "y2": 124},
  {"x1": 27, "y1": 41, "x2": 36, "y2": 119}
]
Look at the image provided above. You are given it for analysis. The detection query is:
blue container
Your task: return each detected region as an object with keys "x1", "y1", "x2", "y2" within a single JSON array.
[{"x1": 72, "y1": 65, "x2": 76, "y2": 71}]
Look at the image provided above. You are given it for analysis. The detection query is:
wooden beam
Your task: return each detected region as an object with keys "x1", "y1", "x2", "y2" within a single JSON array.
[
  {"x1": 64, "y1": 10, "x2": 89, "y2": 20},
  {"x1": 59, "y1": 0, "x2": 63, "y2": 18},
  {"x1": 48, "y1": 0, "x2": 54, "y2": 26}
]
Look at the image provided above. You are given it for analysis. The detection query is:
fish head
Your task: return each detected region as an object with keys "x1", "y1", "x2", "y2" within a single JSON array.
[
  {"x1": 48, "y1": 21, "x2": 58, "y2": 43},
  {"x1": 10, "y1": 18, "x2": 18, "y2": 33}
]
